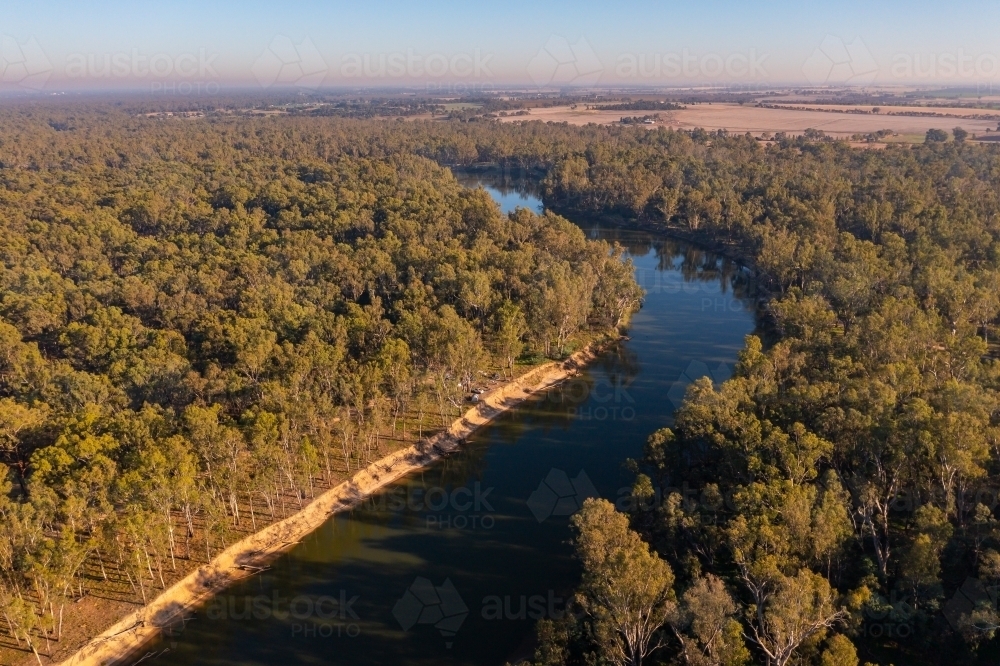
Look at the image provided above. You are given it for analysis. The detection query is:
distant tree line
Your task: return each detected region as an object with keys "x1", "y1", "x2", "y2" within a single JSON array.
[{"x1": 596, "y1": 101, "x2": 684, "y2": 112}]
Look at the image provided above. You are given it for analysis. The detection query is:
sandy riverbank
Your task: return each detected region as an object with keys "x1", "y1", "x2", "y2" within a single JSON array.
[{"x1": 56, "y1": 343, "x2": 607, "y2": 666}]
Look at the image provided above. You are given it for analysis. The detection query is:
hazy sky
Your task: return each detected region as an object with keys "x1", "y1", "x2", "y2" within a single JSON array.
[{"x1": 3, "y1": 0, "x2": 1000, "y2": 92}]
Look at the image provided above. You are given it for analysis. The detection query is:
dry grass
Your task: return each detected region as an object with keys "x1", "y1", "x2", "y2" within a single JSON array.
[{"x1": 764, "y1": 102, "x2": 1000, "y2": 117}]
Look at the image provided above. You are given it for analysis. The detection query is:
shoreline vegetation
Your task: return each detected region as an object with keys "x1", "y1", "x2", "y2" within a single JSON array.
[
  {"x1": 0, "y1": 111, "x2": 647, "y2": 666},
  {"x1": 6, "y1": 106, "x2": 1000, "y2": 666},
  {"x1": 55, "y1": 340, "x2": 611, "y2": 666}
]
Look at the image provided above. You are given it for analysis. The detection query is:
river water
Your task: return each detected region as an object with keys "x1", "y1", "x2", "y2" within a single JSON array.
[{"x1": 142, "y1": 176, "x2": 758, "y2": 666}]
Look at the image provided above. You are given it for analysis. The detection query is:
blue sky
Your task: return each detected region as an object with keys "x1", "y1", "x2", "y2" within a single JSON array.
[{"x1": 3, "y1": 0, "x2": 1000, "y2": 91}]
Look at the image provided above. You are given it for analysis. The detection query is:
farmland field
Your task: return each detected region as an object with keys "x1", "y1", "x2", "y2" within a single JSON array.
[{"x1": 496, "y1": 102, "x2": 1000, "y2": 140}]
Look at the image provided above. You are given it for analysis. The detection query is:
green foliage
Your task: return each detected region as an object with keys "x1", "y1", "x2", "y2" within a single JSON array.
[
  {"x1": 571, "y1": 498, "x2": 677, "y2": 666},
  {"x1": 495, "y1": 115, "x2": 1000, "y2": 664},
  {"x1": 4, "y1": 103, "x2": 1000, "y2": 665},
  {"x1": 0, "y1": 110, "x2": 645, "y2": 657},
  {"x1": 819, "y1": 633, "x2": 859, "y2": 666},
  {"x1": 677, "y1": 574, "x2": 750, "y2": 666},
  {"x1": 925, "y1": 128, "x2": 949, "y2": 143}
]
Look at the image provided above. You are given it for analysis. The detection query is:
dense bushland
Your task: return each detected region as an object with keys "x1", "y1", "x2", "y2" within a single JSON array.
[
  {"x1": 0, "y1": 109, "x2": 641, "y2": 662},
  {"x1": 4, "y1": 104, "x2": 1000, "y2": 665}
]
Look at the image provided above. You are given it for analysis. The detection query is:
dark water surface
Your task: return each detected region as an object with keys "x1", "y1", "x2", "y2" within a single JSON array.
[{"x1": 143, "y1": 177, "x2": 758, "y2": 666}]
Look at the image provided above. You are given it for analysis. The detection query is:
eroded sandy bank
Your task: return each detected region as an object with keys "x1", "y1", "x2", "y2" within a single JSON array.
[{"x1": 58, "y1": 343, "x2": 606, "y2": 666}]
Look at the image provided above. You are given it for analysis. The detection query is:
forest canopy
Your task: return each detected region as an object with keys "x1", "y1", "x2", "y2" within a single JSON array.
[
  {"x1": 0, "y1": 107, "x2": 641, "y2": 663},
  {"x1": 2, "y1": 103, "x2": 1000, "y2": 665}
]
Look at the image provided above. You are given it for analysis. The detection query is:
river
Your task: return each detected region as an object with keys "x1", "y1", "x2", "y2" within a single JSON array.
[{"x1": 140, "y1": 174, "x2": 759, "y2": 666}]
